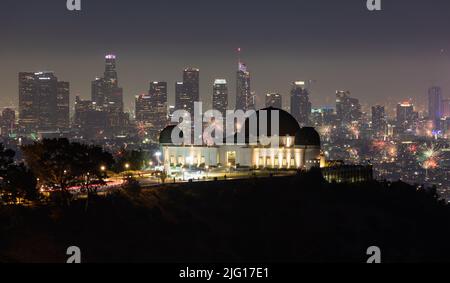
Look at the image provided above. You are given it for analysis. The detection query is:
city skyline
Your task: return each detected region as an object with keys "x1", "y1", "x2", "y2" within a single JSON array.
[{"x1": 2, "y1": 0, "x2": 450, "y2": 111}]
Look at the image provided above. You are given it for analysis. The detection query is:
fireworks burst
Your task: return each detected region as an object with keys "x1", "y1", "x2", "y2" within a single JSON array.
[
  {"x1": 418, "y1": 144, "x2": 442, "y2": 170},
  {"x1": 136, "y1": 122, "x2": 148, "y2": 137}
]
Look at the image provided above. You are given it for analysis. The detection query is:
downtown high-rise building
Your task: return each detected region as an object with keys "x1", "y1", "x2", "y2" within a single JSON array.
[
  {"x1": 0, "y1": 108, "x2": 16, "y2": 137},
  {"x1": 56, "y1": 81, "x2": 70, "y2": 131},
  {"x1": 266, "y1": 93, "x2": 282, "y2": 109},
  {"x1": 336, "y1": 91, "x2": 362, "y2": 125},
  {"x1": 175, "y1": 68, "x2": 200, "y2": 117},
  {"x1": 135, "y1": 81, "x2": 168, "y2": 141},
  {"x1": 18, "y1": 72, "x2": 69, "y2": 134},
  {"x1": 443, "y1": 99, "x2": 450, "y2": 118},
  {"x1": 213, "y1": 79, "x2": 228, "y2": 117},
  {"x1": 104, "y1": 54, "x2": 118, "y2": 85},
  {"x1": 428, "y1": 86, "x2": 443, "y2": 129},
  {"x1": 371, "y1": 105, "x2": 387, "y2": 136},
  {"x1": 74, "y1": 96, "x2": 108, "y2": 140},
  {"x1": 91, "y1": 54, "x2": 127, "y2": 136},
  {"x1": 290, "y1": 81, "x2": 311, "y2": 126},
  {"x1": 175, "y1": 82, "x2": 186, "y2": 111},
  {"x1": 396, "y1": 101, "x2": 418, "y2": 133},
  {"x1": 236, "y1": 61, "x2": 254, "y2": 112},
  {"x1": 135, "y1": 94, "x2": 152, "y2": 124}
]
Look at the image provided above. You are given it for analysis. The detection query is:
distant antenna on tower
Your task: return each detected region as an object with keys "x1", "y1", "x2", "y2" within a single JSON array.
[{"x1": 237, "y1": 47, "x2": 242, "y2": 65}]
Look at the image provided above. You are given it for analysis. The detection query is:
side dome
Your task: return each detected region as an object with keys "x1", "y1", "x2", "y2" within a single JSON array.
[
  {"x1": 159, "y1": 125, "x2": 183, "y2": 145},
  {"x1": 243, "y1": 107, "x2": 301, "y2": 137},
  {"x1": 295, "y1": 127, "x2": 321, "y2": 147}
]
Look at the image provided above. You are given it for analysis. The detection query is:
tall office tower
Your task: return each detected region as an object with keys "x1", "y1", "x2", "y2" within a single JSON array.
[
  {"x1": 135, "y1": 81, "x2": 168, "y2": 141},
  {"x1": 91, "y1": 54, "x2": 126, "y2": 136},
  {"x1": 74, "y1": 96, "x2": 108, "y2": 140},
  {"x1": 91, "y1": 77, "x2": 107, "y2": 107},
  {"x1": 371, "y1": 105, "x2": 387, "y2": 136},
  {"x1": 175, "y1": 81, "x2": 188, "y2": 111},
  {"x1": 56, "y1": 81, "x2": 70, "y2": 130},
  {"x1": 18, "y1": 72, "x2": 60, "y2": 133},
  {"x1": 236, "y1": 54, "x2": 254, "y2": 112},
  {"x1": 290, "y1": 81, "x2": 311, "y2": 126},
  {"x1": 74, "y1": 96, "x2": 92, "y2": 129},
  {"x1": 396, "y1": 101, "x2": 418, "y2": 133},
  {"x1": 428, "y1": 86, "x2": 443, "y2": 129},
  {"x1": 182, "y1": 68, "x2": 200, "y2": 114},
  {"x1": 266, "y1": 93, "x2": 282, "y2": 109},
  {"x1": 0, "y1": 108, "x2": 16, "y2": 137},
  {"x1": 443, "y1": 99, "x2": 450, "y2": 118},
  {"x1": 104, "y1": 54, "x2": 118, "y2": 86},
  {"x1": 336, "y1": 90, "x2": 362, "y2": 125},
  {"x1": 148, "y1": 81, "x2": 168, "y2": 126},
  {"x1": 213, "y1": 79, "x2": 228, "y2": 117},
  {"x1": 18, "y1": 72, "x2": 39, "y2": 133},
  {"x1": 135, "y1": 94, "x2": 152, "y2": 124},
  {"x1": 35, "y1": 72, "x2": 58, "y2": 132}
]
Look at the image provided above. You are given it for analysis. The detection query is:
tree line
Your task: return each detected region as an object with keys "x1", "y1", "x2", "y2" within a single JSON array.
[{"x1": 0, "y1": 138, "x2": 149, "y2": 206}]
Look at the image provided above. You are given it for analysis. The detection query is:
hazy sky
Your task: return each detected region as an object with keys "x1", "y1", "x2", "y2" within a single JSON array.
[{"x1": 1, "y1": 0, "x2": 450, "y2": 114}]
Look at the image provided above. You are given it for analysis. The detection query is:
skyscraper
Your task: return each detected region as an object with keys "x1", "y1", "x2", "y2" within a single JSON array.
[
  {"x1": 148, "y1": 82, "x2": 168, "y2": 129},
  {"x1": 428, "y1": 86, "x2": 443, "y2": 129},
  {"x1": 56, "y1": 81, "x2": 70, "y2": 130},
  {"x1": 74, "y1": 96, "x2": 108, "y2": 140},
  {"x1": 104, "y1": 54, "x2": 118, "y2": 86},
  {"x1": 183, "y1": 68, "x2": 200, "y2": 114},
  {"x1": 213, "y1": 79, "x2": 228, "y2": 117},
  {"x1": 336, "y1": 91, "x2": 362, "y2": 125},
  {"x1": 0, "y1": 108, "x2": 16, "y2": 137},
  {"x1": 443, "y1": 99, "x2": 450, "y2": 118},
  {"x1": 18, "y1": 72, "x2": 39, "y2": 133},
  {"x1": 91, "y1": 77, "x2": 107, "y2": 107},
  {"x1": 236, "y1": 61, "x2": 254, "y2": 112},
  {"x1": 36, "y1": 72, "x2": 58, "y2": 132},
  {"x1": 371, "y1": 105, "x2": 387, "y2": 136},
  {"x1": 135, "y1": 94, "x2": 151, "y2": 124},
  {"x1": 18, "y1": 72, "x2": 66, "y2": 133},
  {"x1": 135, "y1": 81, "x2": 168, "y2": 141},
  {"x1": 396, "y1": 101, "x2": 418, "y2": 133},
  {"x1": 290, "y1": 81, "x2": 311, "y2": 126},
  {"x1": 266, "y1": 93, "x2": 282, "y2": 109},
  {"x1": 175, "y1": 81, "x2": 187, "y2": 112},
  {"x1": 91, "y1": 54, "x2": 126, "y2": 136}
]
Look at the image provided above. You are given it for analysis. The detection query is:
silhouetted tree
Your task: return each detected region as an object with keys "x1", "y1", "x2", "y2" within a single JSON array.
[
  {"x1": 0, "y1": 144, "x2": 15, "y2": 175},
  {"x1": 0, "y1": 144, "x2": 38, "y2": 204},
  {"x1": 22, "y1": 139, "x2": 114, "y2": 206},
  {"x1": 113, "y1": 148, "x2": 150, "y2": 172},
  {"x1": 2, "y1": 164, "x2": 38, "y2": 204}
]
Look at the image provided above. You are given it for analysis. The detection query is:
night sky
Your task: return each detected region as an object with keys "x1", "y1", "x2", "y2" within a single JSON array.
[{"x1": 1, "y1": 0, "x2": 450, "y2": 115}]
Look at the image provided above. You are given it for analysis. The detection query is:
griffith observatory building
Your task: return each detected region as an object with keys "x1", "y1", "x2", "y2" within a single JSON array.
[{"x1": 159, "y1": 107, "x2": 322, "y2": 174}]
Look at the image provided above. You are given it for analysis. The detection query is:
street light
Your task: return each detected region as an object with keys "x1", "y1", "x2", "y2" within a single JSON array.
[
  {"x1": 100, "y1": 165, "x2": 106, "y2": 172},
  {"x1": 125, "y1": 163, "x2": 130, "y2": 170}
]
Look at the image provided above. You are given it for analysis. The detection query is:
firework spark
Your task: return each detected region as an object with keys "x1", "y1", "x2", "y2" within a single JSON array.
[{"x1": 418, "y1": 144, "x2": 442, "y2": 170}]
